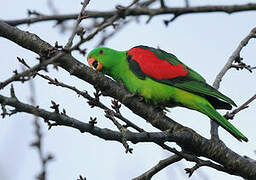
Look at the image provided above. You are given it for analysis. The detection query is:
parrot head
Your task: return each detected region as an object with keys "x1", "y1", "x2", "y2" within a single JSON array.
[{"x1": 87, "y1": 47, "x2": 122, "y2": 75}]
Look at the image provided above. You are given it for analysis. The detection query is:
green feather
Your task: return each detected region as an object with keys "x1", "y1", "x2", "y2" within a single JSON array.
[
  {"x1": 159, "y1": 78, "x2": 237, "y2": 107},
  {"x1": 196, "y1": 102, "x2": 248, "y2": 142},
  {"x1": 87, "y1": 46, "x2": 248, "y2": 142},
  {"x1": 147, "y1": 46, "x2": 236, "y2": 106}
]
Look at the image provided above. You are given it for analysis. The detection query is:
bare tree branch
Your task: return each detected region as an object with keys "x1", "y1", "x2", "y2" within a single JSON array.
[
  {"x1": 0, "y1": 53, "x2": 64, "y2": 89},
  {"x1": 64, "y1": 0, "x2": 90, "y2": 49},
  {"x1": 213, "y1": 27, "x2": 256, "y2": 89},
  {"x1": 0, "y1": 92, "x2": 246, "y2": 179},
  {"x1": 29, "y1": 80, "x2": 53, "y2": 180},
  {"x1": 210, "y1": 26, "x2": 256, "y2": 140},
  {"x1": 46, "y1": 0, "x2": 68, "y2": 32},
  {"x1": 225, "y1": 93, "x2": 256, "y2": 120},
  {"x1": 0, "y1": 93, "x2": 176, "y2": 144},
  {"x1": 231, "y1": 63, "x2": 256, "y2": 73},
  {"x1": 35, "y1": 72, "x2": 145, "y2": 132},
  {"x1": 133, "y1": 155, "x2": 182, "y2": 180},
  {"x1": 0, "y1": 21, "x2": 256, "y2": 179},
  {"x1": 70, "y1": 0, "x2": 140, "y2": 52},
  {"x1": 4, "y1": 4, "x2": 256, "y2": 26}
]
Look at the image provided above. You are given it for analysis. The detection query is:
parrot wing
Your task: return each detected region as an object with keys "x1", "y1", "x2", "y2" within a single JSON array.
[{"x1": 127, "y1": 46, "x2": 236, "y2": 108}]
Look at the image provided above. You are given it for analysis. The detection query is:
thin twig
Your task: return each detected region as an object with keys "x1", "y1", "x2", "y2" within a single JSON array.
[
  {"x1": 159, "y1": 0, "x2": 166, "y2": 8},
  {"x1": 0, "y1": 53, "x2": 64, "y2": 90},
  {"x1": 27, "y1": 70, "x2": 145, "y2": 133},
  {"x1": 71, "y1": 15, "x2": 119, "y2": 51},
  {"x1": 47, "y1": 0, "x2": 68, "y2": 32},
  {"x1": 213, "y1": 27, "x2": 256, "y2": 89},
  {"x1": 134, "y1": 143, "x2": 233, "y2": 179},
  {"x1": 225, "y1": 93, "x2": 256, "y2": 120},
  {"x1": 64, "y1": 0, "x2": 90, "y2": 49},
  {"x1": 105, "y1": 109, "x2": 133, "y2": 153},
  {"x1": 138, "y1": 0, "x2": 157, "y2": 7},
  {"x1": 96, "y1": 20, "x2": 130, "y2": 46},
  {"x1": 5, "y1": 4, "x2": 256, "y2": 26},
  {"x1": 184, "y1": 0, "x2": 189, "y2": 7},
  {"x1": 210, "y1": 26, "x2": 256, "y2": 140},
  {"x1": 133, "y1": 154, "x2": 182, "y2": 180},
  {"x1": 0, "y1": 93, "x2": 185, "y2": 144},
  {"x1": 29, "y1": 80, "x2": 54, "y2": 180},
  {"x1": 71, "y1": 0, "x2": 140, "y2": 52},
  {"x1": 231, "y1": 63, "x2": 256, "y2": 73},
  {"x1": 1, "y1": 20, "x2": 256, "y2": 179}
]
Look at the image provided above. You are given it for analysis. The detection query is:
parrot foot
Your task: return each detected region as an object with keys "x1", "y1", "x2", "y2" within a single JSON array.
[
  {"x1": 154, "y1": 104, "x2": 166, "y2": 111},
  {"x1": 137, "y1": 95, "x2": 145, "y2": 102},
  {"x1": 154, "y1": 104, "x2": 168, "y2": 115},
  {"x1": 128, "y1": 92, "x2": 144, "y2": 101},
  {"x1": 122, "y1": 92, "x2": 144, "y2": 103}
]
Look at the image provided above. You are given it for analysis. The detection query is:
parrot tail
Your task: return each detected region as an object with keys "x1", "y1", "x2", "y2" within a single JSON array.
[{"x1": 197, "y1": 103, "x2": 248, "y2": 142}]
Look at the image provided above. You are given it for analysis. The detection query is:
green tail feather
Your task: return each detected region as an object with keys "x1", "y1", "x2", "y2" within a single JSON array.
[{"x1": 197, "y1": 103, "x2": 248, "y2": 142}]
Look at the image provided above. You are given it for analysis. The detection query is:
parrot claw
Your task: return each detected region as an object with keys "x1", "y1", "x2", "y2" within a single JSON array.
[
  {"x1": 127, "y1": 92, "x2": 144, "y2": 101},
  {"x1": 138, "y1": 95, "x2": 145, "y2": 102},
  {"x1": 154, "y1": 104, "x2": 167, "y2": 111},
  {"x1": 154, "y1": 104, "x2": 168, "y2": 116},
  {"x1": 122, "y1": 92, "x2": 145, "y2": 103}
]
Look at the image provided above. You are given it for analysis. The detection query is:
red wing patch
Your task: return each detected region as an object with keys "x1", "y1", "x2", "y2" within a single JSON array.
[{"x1": 127, "y1": 47, "x2": 188, "y2": 80}]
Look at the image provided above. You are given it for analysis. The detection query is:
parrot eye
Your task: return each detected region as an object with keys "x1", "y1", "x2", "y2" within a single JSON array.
[
  {"x1": 99, "y1": 50, "x2": 104, "y2": 54},
  {"x1": 92, "y1": 60, "x2": 98, "y2": 69}
]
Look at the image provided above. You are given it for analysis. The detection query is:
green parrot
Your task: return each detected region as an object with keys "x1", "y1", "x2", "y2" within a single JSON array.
[{"x1": 87, "y1": 45, "x2": 248, "y2": 142}]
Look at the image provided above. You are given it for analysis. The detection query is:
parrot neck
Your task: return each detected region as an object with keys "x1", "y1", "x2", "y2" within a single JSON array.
[{"x1": 107, "y1": 51, "x2": 128, "y2": 82}]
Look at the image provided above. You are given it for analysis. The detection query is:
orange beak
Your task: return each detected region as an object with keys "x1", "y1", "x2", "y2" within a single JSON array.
[{"x1": 88, "y1": 58, "x2": 103, "y2": 71}]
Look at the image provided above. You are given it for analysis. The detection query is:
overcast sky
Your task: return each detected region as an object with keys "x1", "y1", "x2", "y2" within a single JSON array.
[{"x1": 0, "y1": 1, "x2": 256, "y2": 180}]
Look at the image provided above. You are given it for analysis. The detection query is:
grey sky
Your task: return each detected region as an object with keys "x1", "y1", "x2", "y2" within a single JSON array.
[{"x1": 0, "y1": 0, "x2": 255, "y2": 179}]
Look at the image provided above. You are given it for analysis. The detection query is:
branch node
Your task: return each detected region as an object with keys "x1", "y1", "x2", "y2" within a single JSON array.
[
  {"x1": 77, "y1": 175, "x2": 87, "y2": 180},
  {"x1": 87, "y1": 88, "x2": 102, "y2": 108},
  {"x1": 185, "y1": 164, "x2": 200, "y2": 177},
  {"x1": 93, "y1": 88, "x2": 102, "y2": 100},
  {"x1": 44, "y1": 118, "x2": 58, "y2": 130},
  {"x1": 89, "y1": 117, "x2": 97, "y2": 126},
  {"x1": 27, "y1": 9, "x2": 42, "y2": 17},
  {"x1": 54, "y1": 41, "x2": 63, "y2": 49},
  {"x1": 10, "y1": 84, "x2": 18, "y2": 100},
  {"x1": 61, "y1": 108, "x2": 67, "y2": 116},
  {"x1": 163, "y1": 14, "x2": 179, "y2": 26},
  {"x1": 111, "y1": 99, "x2": 121, "y2": 113},
  {"x1": 115, "y1": 5, "x2": 127, "y2": 19},
  {"x1": 76, "y1": 26, "x2": 86, "y2": 37},
  {"x1": 50, "y1": 100, "x2": 60, "y2": 113},
  {"x1": 1, "y1": 104, "x2": 7, "y2": 118}
]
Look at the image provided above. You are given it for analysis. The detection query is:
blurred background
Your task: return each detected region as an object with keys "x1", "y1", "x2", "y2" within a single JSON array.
[{"x1": 0, "y1": 0, "x2": 255, "y2": 179}]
